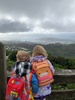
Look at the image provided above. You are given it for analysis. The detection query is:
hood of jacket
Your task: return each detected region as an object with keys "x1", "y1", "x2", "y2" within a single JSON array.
[
  {"x1": 14, "y1": 61, "x2": 32, "y2": 76},
  {"x1": 30, "y1": 55, "x2": 47, "y2": 62}
]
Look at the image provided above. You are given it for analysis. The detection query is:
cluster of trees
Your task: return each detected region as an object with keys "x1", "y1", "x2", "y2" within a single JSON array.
[
  {"x1": 48, "y1": 52, "x2": 75, "y2": 69},
  {"x1": 6, "y1": 50, "x2": 17, "y2": 71},
  {"x1": 6, "y1": 42, "x2": 75, "y2": 58},
  {"x1": 6, "y1": 49, "x2": 75, "y2": 71}
]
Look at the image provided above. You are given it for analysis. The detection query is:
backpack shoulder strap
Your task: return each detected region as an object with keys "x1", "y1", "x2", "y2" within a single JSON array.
[
  {"x1": 32, "y1": 62, "x2": 37, "y2": 70},
  {"x1": 30, "y1": 73, "x2": 32, "y2": 81}
]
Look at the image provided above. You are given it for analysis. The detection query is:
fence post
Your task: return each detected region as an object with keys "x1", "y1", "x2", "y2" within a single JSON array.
[{"x1": 0, "y1": 42, "x2": 7, "y2": 100}]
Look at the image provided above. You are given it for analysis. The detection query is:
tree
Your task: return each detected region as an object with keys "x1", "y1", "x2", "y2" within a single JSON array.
[
  {"x1": 6, "y1": 61, "x2": 15, "y2": 71},
  {"x1": 8, "y1": 50, "x2": 17, "y2": 62}
]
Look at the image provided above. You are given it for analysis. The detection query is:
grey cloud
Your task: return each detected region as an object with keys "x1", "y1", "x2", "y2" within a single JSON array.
[
  {"x1": 0, "y1": 0, "x2": 75, "y2": 32},
  {"x1": 0, "y1": 0, "x2": 47, "y2": 18},
  {"x1": 0, "y1": 19, "x2": 32, "y2": 33},
  {"x1": 41, "y1": 17, "x2": 75, "y2": 32},
  {"x1": 0, "y1": 0, "x2": 73, "y2": 18}
]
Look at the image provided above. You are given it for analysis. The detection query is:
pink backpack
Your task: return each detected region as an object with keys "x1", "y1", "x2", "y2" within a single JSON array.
[{"x1": 32, "y1": 60, "x2": 54, "y2": 87}]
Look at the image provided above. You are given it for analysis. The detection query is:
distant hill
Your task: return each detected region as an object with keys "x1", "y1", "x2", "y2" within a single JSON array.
[
  {"x1": 3, "y1": 40, "x2": 75, "y2": 59},
  {"x1": 37, "y1": 37, "x2": 75, "y2": 44},
  {"x1": 0, "y1": 33, "x2": 75, "y2": 44}
]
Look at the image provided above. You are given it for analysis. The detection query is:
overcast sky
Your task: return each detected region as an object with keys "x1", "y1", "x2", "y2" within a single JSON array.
[{"x1": 0, "y1": 0, "x2": 75, "y2": 41}]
